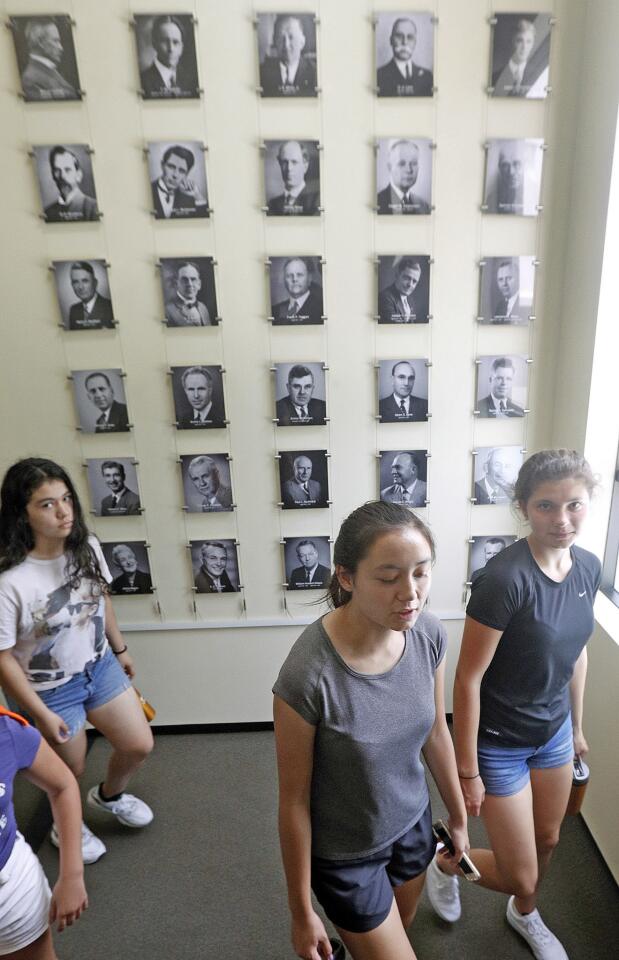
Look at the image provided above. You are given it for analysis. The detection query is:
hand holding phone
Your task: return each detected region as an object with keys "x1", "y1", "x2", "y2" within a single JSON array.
[{"x1": 432, "y1": 819, "x2": 481, "y2": 882}]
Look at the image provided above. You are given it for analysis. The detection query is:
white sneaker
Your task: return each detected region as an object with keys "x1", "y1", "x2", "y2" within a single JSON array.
[
  {"x1": 425, "y1": 849, "x2": 461, "y2": 922},
  {"x1": 50, "y1": 821, "x2": 106, "y2": 864},
  {"x1": 86, "y1": 785, "x2": 153, "y2": 827},
  {"x1": 506, "y1": 896, "x2": 569, "y2": 959}
]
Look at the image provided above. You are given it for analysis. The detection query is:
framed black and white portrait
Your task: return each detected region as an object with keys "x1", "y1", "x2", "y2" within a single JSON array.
[
  {"x1": 180, "y1": 454, "x2": 233, "y2": 512},
  {"x1": 377, "y1": 255, "x2": 430, "y2": 324},
  {"x1": 376, "y1": 138, "x2": 432, "y2": 215},
  {"x1": 147, "y1": 141, "x2": 209, "y2": 219},
  {"x1": 10, "y1": 15, "x2": 81, "y2": 102},
  {"x1": 53, "y1": 260, "x2": 114, "y2": 331},
  {"x1": 475, "y1": 356, "x2": 529, "y2": 418},
  {"x1": 256, "y1": 12, "x2": 317, "y2": 97},
  {"x1": 190, "y1": 539, "x2": 240, "y2": 594},
  {"x1": 101, "y1": 541, "x2": 153, "y2": 596},
  {"x1": 171, "y1": 365, "x2": 226, "y2": 429},
  {"x1": 263, "y1": 140, "x2": 320, "y2": 216},
  {"x1": 379, "y1": 450, "x2": 428, "y2": 506},
  {"x1": 159, "y1": 257, "x2": 218, "y2": 327},
  {"x1": 377, "y1": 359, "x2": 429, "y2": 423},
  {"x1": 134, "y1": 13, "x2": 200, "y2": 99},
  {"x1": 490, "y1": 13, "x2": 552, "y2": 99},
  {"x1": 269, "y1": 256, "x2": 324, "y2": 325},
  {"x1": 274, "y1": 362, "x2": 327, "y2": 427},
  {"x1": 375, "y1": 11, "x2": 434, "y2": 98},
  {"x1": 278, "y1": 450, "x2": 329, "y2": 509},
  {"x1": 283, "y1": 536, "x2": 331, "y2": 591},
  {"x1": 86, "y1": 459, "x2": 142, "y2": 517},
  {"x1": 472, "y1": 446, "x2": 524, "y2": 503},
  {"x1": 478, "y1": 256, "x2": 535, "y2": 324},
  {"x1": 483, "y1": 139, "x2": 544, "y2": 216},
  {"x1": 33, "y1": 145, "x2": 99, "y2": 223},
  {"x1": 71, "y1": 369, "x2": 130, "y2": 434},
  {"x1": 468, "y1": 535, "x2": 517, "y2": 580}
]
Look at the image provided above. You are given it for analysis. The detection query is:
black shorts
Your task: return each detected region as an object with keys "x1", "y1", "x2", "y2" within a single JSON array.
[{"x1": 311, "y1": 803, "x2": 435, "y2": 933}]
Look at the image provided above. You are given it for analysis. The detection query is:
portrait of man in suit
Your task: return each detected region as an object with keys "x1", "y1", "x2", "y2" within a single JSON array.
[
  {"x1": 136, "y1": 13, "x2": 199, "y2": 99},
  {"x1": 165, "y1": 261, "x2": 212, "y2": 326},
  {"x1": 174, "y1": 366, "x2": 227, "y2": 429},
  {"x1": 377, "y1": 139, "x2": 431, "y2": 215},
  {"x1": 473, "y1": 446, "x2": 523, "y2": 503},
  {"x1": 281, "y1": 454, "x2": 325, "y2": 508},
  {"x1": 66, "y1": 262, "x2": 114, "y2": 330},
  {"x1": 468, "y1": 535, "x2": 516, "y2": 580},
  {"x1": 275, "y1": 364, "x2": 327, "y2": 427},
  {"x1": 484, "y1": 139, "x2": 543, "y2": 216},
  {"x1": 265, "y1": 140, "x2": 320, "y2": 216},
  {"x1": 194, "y1": 541, "x2": 238, "y2": 594},
  {"x1": 13, "y1": 15, "x2": 80, "y2": 101},
  {"x1": 378, "y1": 361, "x2": 428, "y2": 423},
  {"x1": 83, "y1": 371, "x2": 130, "y2": 433},
  {"x1": 492, "y1": 258, "x2": 521, "y2": 322},
  {"x1": 378, "y1": 256, "x2": 429, "y2": 324},
  {"x1": 376, "y1": 14, "x2": 433, "y2": 97},
  {"x1": 149, "y1": 143, "x2": 208, "y2": 220},
  {"x1": 271, "y1": 257, "x2": 323, "y2": 325},
  {"x1": 185, "y1": 455, "x2": 233, "y2": 512},
  {"x1": 287, "y1": 539, "x2": 331, "y2": 591},
  {"x1": 380, "y1": 452, "x2": 427, "y2": 507},
  {"x1": 38, "y1": 146, "x2": 99, "y2": 223},
  {"x1": 258, "y1": 13, "x2": 317, "y2": 97},
  {"x1": 476, "y1": 357, "x2": 526, "y2": 418},
  {"x1": 479, "y1": 256, "x2": 534, "y2": 325},
  {"x1": 109, "y1": 544, "x2": 152, "y2": 596},
  {"x1": 99, "y1": 461, "x2": 141, "y2": 516},
  {"x1": 491, "y1": 15, "x2": 551, "y2": 99}
]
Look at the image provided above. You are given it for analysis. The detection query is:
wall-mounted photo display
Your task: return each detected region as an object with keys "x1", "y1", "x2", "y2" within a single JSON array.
[
  {"x1": 377, "y1": 255, "x2": 430, "y2": 324},
  {"x1": 483, "y1": 138, "x2": 544, "y2": 216},
  {"x1": 283, "y1": 536, "x2": 331, "y2": 590},
  {"x1": 86, "y1": 459, "x2": 142, "y2": 517},
  {"x1": 269, "y1": 256, "x2": 324, "y2": 325},
  {"x1": 159, "y1": 257, "x2": 218, "y2": 327},
  {"x1": 472, "y1": 446, "x2": 524, "y2": 503},
  {"x1": 468, "y1": 535, "x2": 517, "y2": 580},
  {"x1": 10, "y1": 15, "x2": 81, "y2": 101},
  {"x1": 190, "y1": 539, "x2": 240, "y2": 593},
  {"x1": 101, "y1": 542, "x2": 153, "y2": 596},
  {"x1": 71, "y1": 369, "x2": 130, "y2": 434},
  {"x1": 263, "y1": 139, "x2": 320, "y2": 216},
  {"x1": 475, "y1": 356, "x2": 529, "y2": 418},
  {"x1": 180, "y1": 454, "x2": 233, "y2": 512},
  {"x1": 147, "y1": 141, "x2": 209, "y2": 219},
  {"x1": 171, "y1": 365, "x2": 226, "y2": 429},
  {"x1": 134, "y1": 13, "x2": 200, "y2": 99},
  {"x1": 274, "y1": 363, "x2": 327, "y2": 427},
  {"x1": 376, "y1": 138, "x2": 432, "y2": 215},
  {"x1": 257, "y1": 12, "x2": 317, "y2": 97},
  {"x1": 490, "y1": 13, "x2": 552, "y2": 99},
  {"x1": 379, "y1": 450, "x2": 428, "y2": 506},
  {"x1": 375, "y1": 11, "x2": 434, "y2": 97},
  {"x1": 377, "y1": 359, "x2": 429, "y2": 423},
  {"x1": 278, "y1": 450, "x2": 329, "y2": 509},
  {"x1": 53, "y1": 260, "x2": 115, "y2": 331},
  {"x1": 478, "y1": 256, "x2": 535, "y2": 324},
  {"x1": 33, "y1": 145, "x2": 99, "y2": 222}
]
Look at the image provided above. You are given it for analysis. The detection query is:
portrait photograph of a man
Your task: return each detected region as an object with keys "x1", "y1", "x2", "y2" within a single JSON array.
[
  {"x1": 34, "y1": 144, "x2": 99, "y2": 223},
  {"x1": 71, "y1": 369, "x2": 130, "y2": 434},
  {"x1": 483, "y1": 139, "x2": 544, "y2": 216},
  {"x1": 378, "y1": 359, "x2": 429, "y2": 423},
  {"x1": 86, "y1": 459, "x2": 142, "y2": 517},
  {"x1": 376, "y1": 138, "x2": 432, "y2": 215},
  {"x1": 160, "y1": 257, "x2": 218, "y2": 327},
  {"x1": 274, "y1": 363, "x2": 327, "y2": 427},
  {"x1": 257, "y1": 13, "x2": 317, "y2": 97},
  {"x1": 11, "y1": 15, "x2": 81, "y2": 102},
  {"x1": 468, "y1": 535, "x2": 517, "y2": 581},
  {"x1": 180, "y1": 454, "x2": 233, "y2": 512},
  {"x1": 472, "y1": 446, "x2": 524, "y2": 503},
  {"x1": 377, "y1": 256, "x2": 430, "y2": 324},
  {"x1": 478, "y1": 256, "x2": 535, "y2": 324},
  {"x1": 134, "y1": 13, "x2": 199, "y2": 99},
  {"x1": 53, "y1": 260, "x2": 115, "y2": 331},
  {"x1": 269, "y1": 256, "x2": 323, "y2": 325},
  {"x1": 279, "y1": 450, "x2": 329, "y2": 509},
  {"x1": 284, "y1": 537, "x2": 331, "y2": 591},
  {"x1": 475, "y1": 356, "x2": 528, "y2": 418},
  {"x1": 102, "y1": 542, "x2": 153, "y2": 596},
  {"x1": 171, "y1": 365, "x2": 227, "y2": 429},
  {"x1": 379, "y1": 450, "x2": 428, "y2": 506},
  {"x1": 375, "y1": 12, "x2": 434, "y2": 97},
  {"x1": 191, "y1": 540, "x2": 240, "y2": 594},
  {"x1": 490, "y1": 14, "x2": 552, "y2": 99},
  {"x1": 148, "y1": 141, "x2": 209, "y2": 219},
  {"x1": 264, "y1": 140, "x2": 320, "y2": 216}
]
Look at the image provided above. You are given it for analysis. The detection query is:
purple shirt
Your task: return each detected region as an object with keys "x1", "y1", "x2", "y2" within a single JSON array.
[{"x1": 0, "y1": 715, "x2": 41, "y2": 869}]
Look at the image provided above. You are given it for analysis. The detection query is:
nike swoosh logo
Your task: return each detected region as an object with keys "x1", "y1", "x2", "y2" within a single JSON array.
[{"x1": 579, "y1": 591, "x2": 586, "y2": 597}]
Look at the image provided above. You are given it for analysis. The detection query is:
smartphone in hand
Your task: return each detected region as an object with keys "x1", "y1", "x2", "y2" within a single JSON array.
[{"x1": 432, "y1": 819, "x2": 481, "y2": 882}]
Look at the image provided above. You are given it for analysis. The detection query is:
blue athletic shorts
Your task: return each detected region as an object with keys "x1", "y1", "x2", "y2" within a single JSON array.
[
  {"x1": 311, "y1": 802, "x2": 435, "y2": 934},
  {"x1": 478, "y1": 713, "x2": 574, "y2": 798}
]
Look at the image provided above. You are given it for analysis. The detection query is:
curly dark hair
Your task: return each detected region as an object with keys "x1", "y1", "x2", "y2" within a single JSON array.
[{"x1": 0, "y1": 458, "x2": 106, "y2": 589}]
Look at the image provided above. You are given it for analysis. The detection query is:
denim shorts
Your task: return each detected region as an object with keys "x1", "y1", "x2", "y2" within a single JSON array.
[
  {"x1": 311, "y1": 803, "x2": 435, "y2": 934},
  {"x1": 478, "y1": 713, "x2": 574, "y2": 798}
]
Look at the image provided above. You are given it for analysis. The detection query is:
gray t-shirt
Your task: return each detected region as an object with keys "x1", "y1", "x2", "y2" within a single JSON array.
[{"x1": 273, "y1": 611, "x2": 446, "y2": 860}]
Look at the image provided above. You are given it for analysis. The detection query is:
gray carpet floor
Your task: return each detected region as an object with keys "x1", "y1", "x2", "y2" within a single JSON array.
[{"x1": 14, "y1": 730, "x2": 619, "y2": 959}]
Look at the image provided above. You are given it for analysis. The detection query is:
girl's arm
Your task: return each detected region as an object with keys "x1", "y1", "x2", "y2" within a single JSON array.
[
  {"x1": 0, "y1": 649, "x2": 69, "y2": 743},
  {"x1": 570, "y1": 646, "x2": 588, "y2": 756},
  {"x1": 104, "y1": 593, "x2": 135, "y2": 678}
]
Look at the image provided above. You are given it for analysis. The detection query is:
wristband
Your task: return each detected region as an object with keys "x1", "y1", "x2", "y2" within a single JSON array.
[
  {"x1": 112, "y1": 645, "x2": 128, "y2": 656},
  {"x1": 458, "y1": 772, "x2": 480, "y2": 780}
]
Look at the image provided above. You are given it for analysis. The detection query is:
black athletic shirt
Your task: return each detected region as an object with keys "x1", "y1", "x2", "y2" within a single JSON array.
[{"x1": 466, "y1": 538, "x2": 601, "y2": 747}]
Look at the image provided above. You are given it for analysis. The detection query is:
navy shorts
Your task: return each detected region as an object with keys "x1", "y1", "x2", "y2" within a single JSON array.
[{"x1": 311, "y1": 803, "x2": 435, "y2": 934}]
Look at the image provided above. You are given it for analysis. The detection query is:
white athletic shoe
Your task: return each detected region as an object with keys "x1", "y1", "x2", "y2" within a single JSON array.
[
  {"x1": 506, "y1": 896, "x2": 569, "y2": 959},
  {"x1": 425, "y1": 849, "x2": 462, "y2": 922},
  {"x1": 86, "y1": 785, "x2": 153, "y2": 827},
  {"x1": 50, "y1": 821, "x2": 106, "y2": 864}
]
